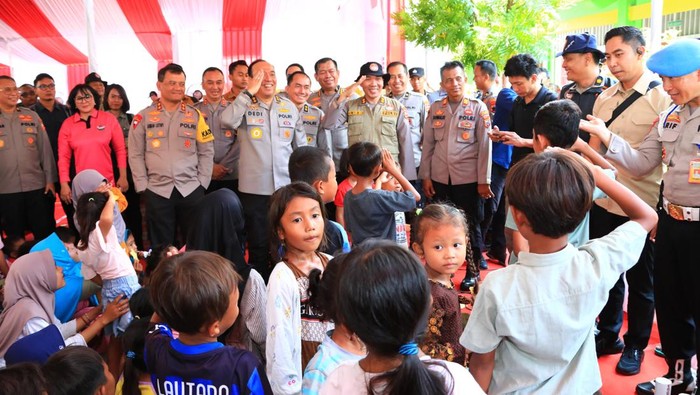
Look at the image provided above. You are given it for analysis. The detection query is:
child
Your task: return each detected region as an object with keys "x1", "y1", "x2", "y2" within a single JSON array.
[
  {"x1": 146, "y1": 251, "x2": 271, "y2": 394},
  {"x1": 461, "y1": 149, "x2": 658, "y2": 393},
  {"x1": 320, "y1": 240, "x2": 483, "y2": 394},
  {"x1": 343, "y1": 142, "x2": 420, "y2": 245},
  {"x1": 376, "y1": 167, "x2": 409, "y2": 248},
  {"x1": 42, "y1": 346, "x2": 115, "y2": 395},
  {"x1": 412, "y1": 203, "x2": 475, "y2": 366},
  {"x1": 266, "y1": 182, "x2": 332, "y2": 394},
  {"x1": 118, "y1": 317, "x2": 155, "y2": 395},
  {"x1": 0, "y1": 362, "x2": 46, "y2": 395},
  {"x1": 334, "y1": 148, "x2": 356, "y2": 229},
  {"x1": 303, "y1": 254, "x2": 366, "y2": 395},
  {"x1": 289, "y1": 146, "x2": 350, "y2": 255},
  {"x1": 2, "y1": 235, "x2": 25, "y2": 264},
  {"x1": 76, "y1": 190, "x2": 140, "y2": 336}
]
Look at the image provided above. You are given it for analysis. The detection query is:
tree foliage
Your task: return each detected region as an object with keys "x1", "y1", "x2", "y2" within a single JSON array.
[{"x1": 394, "y1": 0, "x2": 575, "y2": 70}]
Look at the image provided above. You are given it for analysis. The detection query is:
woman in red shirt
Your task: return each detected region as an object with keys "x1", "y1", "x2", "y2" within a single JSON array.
[{"x1": 58, "y1": 84, "x2": 127, "y2": 204}]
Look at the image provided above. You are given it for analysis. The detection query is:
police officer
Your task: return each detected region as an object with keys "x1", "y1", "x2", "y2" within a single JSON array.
[
  {"x1": 558, "y1": 32, "x2": 614, "y2": 141},
  {"x1": 85, "y1": 72, "x2": 107, "y2": 110},
  {"x1": 386, "y1": 61, "x2": 427, "y2": 197},
  {"x1": 420, "y1": 61, "x2": 493, "y2": 290},
  {"x1": 220, "y1": 59, "x2": 307, "y2": 281},
  {"x1": 223, "y1": 60, "x2": 249, "y2": 102},
  {"x1": 408, "y1": 67, "x2": 430, "y2": 96},
  {"x1": 581, "y1": 38, "x2": 700, "y2": 395},
  {"x1": 129, "y1": 63, "x2": 214, "y2": 247},
  {"x1": 0, "y1": 76, "x2": 57, "y2": 241},
  {"x1": 195, "y1": 67, "x2": 239, "y2": 194},
  {"x1": 310, "y1": 57, "x2": 359, "y2": 171},
  {"x1": 323, "y1": 61, "x2": 416, "y2": 180},
  {"x1": 285, "y1": 71, "x2": 329, "y2": 154}
]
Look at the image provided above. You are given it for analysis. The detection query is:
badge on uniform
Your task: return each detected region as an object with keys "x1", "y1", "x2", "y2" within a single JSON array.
[
  {"x1": 152, "y1": 139, "x2": 161, "y2": 148},
  {"x1": 283, "y1": 130, "x2": 291, "y2": 139},
  {"x1": 225, "y1": 130, "x2": 233, "y2": 138},
  {"x1": 461, "y1": 132, "x2": 470, "y2": 140},
  {"x1": 251, "y1": 127, "x2": 263, "y2": 139},
  {"x1": 690, "y1": 155, "x2": 700, "y2": 184},
  {"x1": 306, "y1": 136, "x2": 313, "y2": 144},
  {"x1": 0, "y1": 139, "x2": 4, "y2": 148},
  {"x1": 279, "y1": 108, "x2": 290, "y2": 113},
  {"x1": 464, "y1": 108, "x2": 473, "y2": 116},
  {"x1": 433, "y1": 120, "x2": 444, "y2": 128},
  {"x1": 26, "y1": 137, "x2": 35, "y2": 145},
  {"x1": 147, "y1": 131, "x2": 154, "y2": 138},
  {"x1": 283, "y1": 120, "x2": 291, "y2": 126},
  {"x1": 132, "y1": 114, "x2": 143, "y2": 128},
  {"x1": 150, "y1": 117, "x2": 160, "y2": 122},
  {"x1": 158, "y1": 131, "x2": 164, "y2": 137},
  {"x1": 25, "y1": 127, "x2": 33, "y2": 133},
  {"x1": 458, "y1": 121, "x2": 473, "y2": 129},
  {"x1": 435, "y1": 110, "x2": 445, "y2": 116},
  {"x1": 184, "y1": 140, "x2": 191, "y2": 149}
]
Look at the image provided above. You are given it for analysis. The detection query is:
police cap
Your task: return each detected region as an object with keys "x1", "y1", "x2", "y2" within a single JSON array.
[
  {"x1": 409, "y1": 67, "x2": 425, "y2": 78},
  {"x1": 357, "y1": 62, "x2": 384, "y2": 80},
  {"x1": 647, "y1": 39, "x2": 700, "y2": 78}
]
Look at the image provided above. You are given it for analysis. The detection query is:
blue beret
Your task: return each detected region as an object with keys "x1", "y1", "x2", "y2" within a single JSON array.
[{"x1": 647, "y1": 39, "x2": 700, "y2": 78}]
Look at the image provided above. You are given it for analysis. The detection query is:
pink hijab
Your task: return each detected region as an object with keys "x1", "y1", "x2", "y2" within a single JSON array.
[{"x1": 0, "y1": 250, "x2": 60, "y2": 357}]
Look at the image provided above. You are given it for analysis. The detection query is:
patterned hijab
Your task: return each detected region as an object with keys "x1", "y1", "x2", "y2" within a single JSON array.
[{"x1": 0, "y1": 250, "x2": 60, "y2": 357}]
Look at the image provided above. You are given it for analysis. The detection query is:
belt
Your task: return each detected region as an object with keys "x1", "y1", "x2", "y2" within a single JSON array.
[{"x1": 663, "y1": 198, "x2": 700, "y2": 221}]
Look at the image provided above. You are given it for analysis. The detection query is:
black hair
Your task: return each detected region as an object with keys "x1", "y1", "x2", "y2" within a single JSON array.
[
  {"x1": 54, "y1": 226, "x2": 77, "y2": 245},
  {"x1": 202, "y1": 66, "x2": 224, "y2": 79},
  {"x1": 439, "y1": 61, "x2": 465, "y2": 80},
  {"x1": 347, "y1": 141, "x2": 382, "y2": 178},
  {"x1": 504, "y1": 54, "x2": 540, "y2": 78},
  {"x1": 19, "y1": 83, "x2": 34, "y2": 89},
  {"x1": 145, "y1": 244, "x2": 176, "y2": 278},
  {"x1": 75, "y1": 192, "x2": 109, "y2": 251},
  {"x1": 148, "y1": 91, "x2": 157, "y2": 97},
  {"x1": 289, "y1": 146, "x2": 332, "y2": 185},
  {"x1": 475, "y1": 60, "x2": 497, "y2": 79},
  {"x1": 533, "y1": 99, "x2": 581, "y2": 149},
  {"x1": 66, "y1": 84, "x2": 100, "y2": 114},
  {"x1": 248, "y1": 59, "x2": 268, "y2": 78},
  {"x1": 120, "y1": 317, "x2": 150, "y2": 395},
  {"x1": 0, "y1": 362, "x2": 46, "y2": 395},
  {"x1": 604, "y1": 26, "x2": 646, "y2": 49},
  {"x1": 128, "y1": 287, "x2": 154, "y2": 319},
  {"x1": 33, "y1": 73, "x2": 54, "y2": 86},
  {"x1": 2, "y1": 235, "x2": 25, "y2": 257},
  {"x1": 337, "y1": 148, "x2": 351, "y2": 180},
  {"x1": 337, "y1": 240, "x2": 452, "y2": 395},
  {"x1": 104, "y1": 83, "x2": 131, "y2": 113},
  {"x1": 308, "y1": 253, "x2": 349, "y2": 323},
  {"x1": 506, "y1": 150, "x2": 594, "y2": 238},
  {"x1": 285, "y1": 63, "x2": 305, "y2": 76},
  {"x1": 387, "y1": 61, "x2": 408, "y2": 74},
  {"x1": 0, "y1": 75, "x2": 15, "y2": 83},
  {"x1": 157, "y1": 63, "x2": 186, "y2": 82},
  {"x1": 16, "y1": 240, "x2": 38, "y2": 258},
  {"x1": 314, "y1": 57, "x2": 338, "y2": 73},
  {"x1": 228, "y1": 60, "x2": 248, "y2": 75},
  {"x1": 42, "y1": 346, "x2": 108, "y2": 395},
  {"x1": 286, "y1": 71, "x2": 311, "y2": 86},
  {"x1": 268, "y1": 182, "x2": 327, "y2": 262},
  {"x1": 538, "y1": 67, "x2": 550, "y2": 78}
]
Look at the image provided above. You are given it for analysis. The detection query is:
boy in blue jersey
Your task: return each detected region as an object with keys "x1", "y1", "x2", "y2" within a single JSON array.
[{"x1": 146, "y1": 251, "x2": 272, "y2": 395}]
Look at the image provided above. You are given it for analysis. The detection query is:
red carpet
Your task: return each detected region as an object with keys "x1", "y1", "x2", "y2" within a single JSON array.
[{"x1": 455, "y1": 258, "x2": 673, "y2": 395}]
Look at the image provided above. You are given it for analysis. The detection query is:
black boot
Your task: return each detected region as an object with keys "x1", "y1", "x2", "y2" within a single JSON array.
[{"x1": 636, "y1": 358, "x2": 696, "y2": 395}]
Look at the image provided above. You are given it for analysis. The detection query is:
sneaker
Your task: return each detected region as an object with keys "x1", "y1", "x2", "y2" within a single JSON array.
[
  {"x1": 636, "y1": 373, "x2": 696, "y2": 395},
  {"x1": 479, "y1": 258, "x2": 489, "y2": 270},
  {"x1": 616, "y1": 347, "x2": 644, "y2": 375},
  {"x1": 595, "y1": 336, "x2": 624, "y2": 357}
]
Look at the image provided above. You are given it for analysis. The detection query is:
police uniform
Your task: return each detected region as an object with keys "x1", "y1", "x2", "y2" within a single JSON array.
[
  {"x1": 323, "y1": 95, "x2": 417, "y2": 180},
  {"x1": 387, "y1": 91, "x2": 426, "y2": 168},
  {"x1": 560, "y1": 75, "x2": 614, "y2": 141},
  {"x1": 194, "y1": 97, "x2": 239, "y2": 192},
  {"x1": 298, "y1": 102, "x2": 329, "y2": 155},
  {"x1": 309, "y1": 87, "x2": 359, "y2": 169},
  {"x1": 220, "y1": 92, "x2": 307, "y2": 280},
  {"x1": 420, "y1": 97, "x2": 492, "y2": 265},
  {"x1": 128, "y1": 100, "x2": 214, "y2": 247},
  {"x1": 0, "y1": 107, "x2": 57, "y2": 240}
]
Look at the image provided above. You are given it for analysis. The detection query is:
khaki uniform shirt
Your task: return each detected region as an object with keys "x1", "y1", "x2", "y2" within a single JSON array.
[
  {"x1": 195, "y1": 97, "x2": 238, "y2": 180},
  {"x1": 309, "y1": 87, "x2": 359, "y2": 168},
  {"x1": 323, "y1": 96, "x2": 417, "y2": 180},
  {"x1": 128, "y1": 101, "x2": 214, "y2": 198},
  {"x1": 298, "y1": 103, "x2": 330, "y2": 156},
  {"x1": 220, "y1": 94, "x2": 307, "y2": 196},
  {"x1": 592, "y1": 71, "x2": 671, "y2": 215},
  {"x1": 0, "y1": 108, "x2": 56, "y2": 194},
  {"x1": 419, "y1": 97, "x2": 492, "y2": 185},
  {"x1": 605, "y1": 103, "x2": 700, "y2": 208},
  {"x1": 388, "y1": 91, "x2": 427, "y2": 166}
]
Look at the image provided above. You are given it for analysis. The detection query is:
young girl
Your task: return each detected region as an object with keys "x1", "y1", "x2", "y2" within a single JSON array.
[
  {"x1": 266, "y1": 182, "x2": 331, "y2": 395},
  {"x1": 411, "y1": 204, "x2": 478, "y2": 366},
  {"x1": 319, "y1": 240, "x2": 483, "y2": 394},
  {"x1": 117, "y1": 288, "x2": 155, "y2": 395},
  {"x1": 303, "y1": 254, "x2": 366, "y2": 395}
]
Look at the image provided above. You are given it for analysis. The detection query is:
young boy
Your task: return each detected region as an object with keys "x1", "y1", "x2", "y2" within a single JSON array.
[
  {"x1": 343, "y1": 142, "x2": 420, "y2": 245},
  {"x1": 460, "y1": 149, "x2": 657, "y2": 394},
  {"x1": 495, "y1": 99, "x2": 615, "y2": 263},
  {"x1": 146, "y1": 251, "x2": 272, "y2": 395},
  {"x1": 288, "y1": 146, "x2": 349, "y2": 255}
]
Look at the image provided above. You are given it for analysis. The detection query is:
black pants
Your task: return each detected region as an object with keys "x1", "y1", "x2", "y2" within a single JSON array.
[
  {"x1": 144, "y1": 187, "x2": 204, "y2": 248},
  {"x1": 239, "y1": 192, "x2": 272, "y2": 282},
  {"x1": 122, "y1": 167, "x2": 143, "y2": 249},
  {"x1": 0, "y1": 188, "x2": 56, "y2": 240},
  {"x1": 432, "y1": 180, "x2": 483, "y2": 270},
  {"x1": 654, "y1": 209, "x2": 700, "y2": 362},
  {"x1": 207, "y1": 179, "x2": 239, "y2": 195},
  {"x1": 591, "y1": 204, "x2": 655, "y2": 349},
  {"x1": 480, "y1": 164, "x2": 508, "y2": 258}
]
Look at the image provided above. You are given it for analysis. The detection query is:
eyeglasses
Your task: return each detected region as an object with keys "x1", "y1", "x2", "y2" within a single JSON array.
[
  {"x1": 0, "y1": 87, "x2": 19, "y2": 95},
  {"x1": 75, "y1": 94, "x2": 93, "y2": 103},
  {"x1": 37, "y1": 83, "x2": 56, "y2": 90}
]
